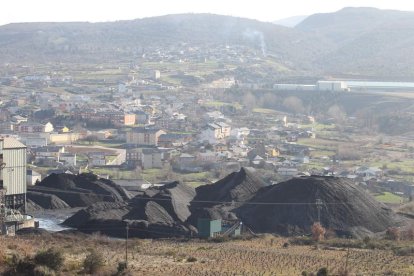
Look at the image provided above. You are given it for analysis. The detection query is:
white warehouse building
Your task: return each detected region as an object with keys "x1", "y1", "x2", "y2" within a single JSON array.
[
  {"x1": 273, "y1": 84, "x2": 316, "y2": 91},
  {"x1": 317, "y1": 81, "x2": 349, "y2": 91},
  {"x1": 273, "y1": 80, "x2": 349, "y2": 92}
]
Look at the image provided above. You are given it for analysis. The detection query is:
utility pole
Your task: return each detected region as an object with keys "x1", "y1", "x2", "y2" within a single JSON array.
[
  {"x1": 0, "y1": 162, "x2": 6, "y2": 235},
  {"x1": 316, "y1": 198, "x2": 323, "y2": 223},
  {"x1": 345, "y1": 246, "x2": 350, "y2": 273},
  {"x1": 125, "y1": 223, "x2": 129, "y2": 268}
]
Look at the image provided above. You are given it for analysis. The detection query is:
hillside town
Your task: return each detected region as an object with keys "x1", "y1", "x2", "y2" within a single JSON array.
[
  {"x1": 3, "y1": 3, "x2": 414, "y2": 275},
  {"x1": 1, "y1": 61, "x2": 414, "y2": 202}
]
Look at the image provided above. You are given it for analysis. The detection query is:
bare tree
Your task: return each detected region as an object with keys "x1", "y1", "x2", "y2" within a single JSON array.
[
  {"x1": 258, "y1": 93, "x2": 278, "y2": 109},
  {"x1": 242, "y1": 92, "x2": 257, "y2": 110},
  {"x1": 283, "y1": 96, "x2": 305, "y2": 114},
  {"x1": 386, "y1": 227, "x2": 401, "y2": 241},
  {"x1": 311, "y1": 222, "x2": 326, "y2": 242},
  {"x1": 327, "y1": 104, "x2": 347, "y2": 124}
]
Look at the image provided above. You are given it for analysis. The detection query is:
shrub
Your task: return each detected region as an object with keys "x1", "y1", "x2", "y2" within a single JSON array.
[
  {"x1": 325, "y1": 228, "x2": 336, "y2": 240},
  {"x1": 34, "y1": 248, "x2": 64, "y2": 271},
  {"x1": 311, "y1": 222, "x2": 326, "y2": 242},
  {"x1": 33, "y1": 265, "x2": 56, "y2": 276},
  {"x1": 4, "y1": 253, "x2": 35, "y2": 275},
  {"x1": 386, "y1": 227, "x2": 401, "y2": 241},
  {"x1": 83, "y1": 249, "x2": 104, "y2": 274},
  {"x1": 209, "y1": 236, "x2": 229, "y2": 243},
  {"x1": 393, "y1": 246, "x2": 414, "y2": 256},
  {"x1": 290, "y1": 236, "x2": 315, "y2": 246},
  {"x1": 117, "y1": 262, "x2": 127, "y2": 274},
  {"x1": 316, "y1": 267, "x2": 328, "y2": 276},
  {"x1": 405, "y1": 224, "x2": 414, "y2": 241}
]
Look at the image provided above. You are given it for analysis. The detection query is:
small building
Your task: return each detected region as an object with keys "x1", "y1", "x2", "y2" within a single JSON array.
[
  {"x1": 277, "y1": 167, "x2": 299, "y2": 177},
  {"x1": 59, "y1": 153, "x2": 77, "y2": 166},
  {"x1": 126, "y1": 128, "x2": 166, "y2": 146},
  {"x1": 20, "y1": 136, "x2": 48, "y2": 148},
  {"x1": 214, "y1": 143, "x2": 228, "y2": 153},
  {"x1": 197, "y1": 218, "x2": 222, "y2": 238},
  {"x1": 197, "y1": 218, "x2": 242, "y2": 238},
  {"x1": 26, "y1": 169, "x2": 41, "y2": 186},
  {"x1": 199, "y1": 122, "x2": 231, "y2": 144},
  {"x1": 153, "y1": 70, "x2": 161, "y2": 80},
  {"x1": 142, "y1": 149, "x2": 162, "y2": 170}
]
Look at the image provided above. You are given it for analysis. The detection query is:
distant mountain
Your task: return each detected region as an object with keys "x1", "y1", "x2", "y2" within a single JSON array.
[
  {"x1": 297, "y1": 7, "x2": 411, "y2": 45},
  {"x1": 297, "y1": 7, "x2": 414, "y2": 79},
  {"x1": 273, "y1": 15, "x2": 308, "y2": 28},
  {"x1": 0, "y1": 13, "x2": 329, "y2": 71},
  {"x1": 2, "y1": 10, "x2": 414, "y2": 79}
]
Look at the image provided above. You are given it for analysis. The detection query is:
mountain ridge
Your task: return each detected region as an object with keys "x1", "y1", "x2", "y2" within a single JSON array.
[{"x1": 2, "y1": 8, "x2": 414, "y2": 78}]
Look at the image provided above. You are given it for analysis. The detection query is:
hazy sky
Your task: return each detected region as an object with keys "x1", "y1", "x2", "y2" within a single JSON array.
[{"x1": 1, "y1": 0, "x2": 414, "y2": 26}]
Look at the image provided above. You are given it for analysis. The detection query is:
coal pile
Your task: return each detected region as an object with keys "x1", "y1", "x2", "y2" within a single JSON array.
[
  {"x1": 236, "y1": 176, "x2": 400, "y2": 237},
  {"x1": 63, "y1": 169, "x2": 402, "y2": 238},
  {"x1": 195, "y1": 167, "x2": 267, "y2": 203},
  {"x1": 64, "y1": 181, "x2": 196, "y2": 238},
  {"x1": 27, "y1": 191, "x2": 70, "y2": 210},
  {"x1": 187, "y1": 167, "x2": 267, "y2": 224},
  {"x1": 27, "y1": 173, "x2": 132, "y2": 211}
]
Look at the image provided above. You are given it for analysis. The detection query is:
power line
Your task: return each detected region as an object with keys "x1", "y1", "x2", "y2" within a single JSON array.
[{"x1": 28, "y1": 187, "x2": 347, "y2": 206}]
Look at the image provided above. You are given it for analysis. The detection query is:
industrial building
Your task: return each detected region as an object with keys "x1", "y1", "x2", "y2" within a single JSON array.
[
  {"x1": 0, "y1": 137, "x2": 27, "y2": 210},
  {"x1": 273, "y1": 80, "x2": 349, "y2": 92},
  {"x1": 1, "y1": 137, "x2": 34, "y2": 236},
  {"x1": 197, "y1": 218, "x2": 242, "y2": 238},
  {"x1": 316, "y1": 80, "x2": 349, "y2": 91}
]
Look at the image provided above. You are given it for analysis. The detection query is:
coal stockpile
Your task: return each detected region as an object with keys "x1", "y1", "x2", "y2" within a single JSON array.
[
  {"x1": 27, "y1": 173, "x2": 132, "y2": 211},
  {"x1": 195, "y1": 167, "x2": 267, "y2": 203},
  {"x1": 236, "y1": 176, "x2": 400, "y2": 237},
  {"x1": 64, "y1": 181, "x2": 196, "y2": 238},
  {"x1": 27, "y1": 191, "x2": 70, "y2": 210},
  {"x1": 187, "y1": 167, "x2": 267, "y2": 225},
  {"x1": 63, "y1": 169, "x2": 402, "y2": 238}
]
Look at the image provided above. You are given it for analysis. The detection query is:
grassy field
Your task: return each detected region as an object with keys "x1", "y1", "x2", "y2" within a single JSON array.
[
  {"x1": 375, "y1": 192, "x2": 404, "y2": 204},
  {"x1": 201, "y1": 100, "x2": 242, "y2": 110},
  {"x1": 1, "y1": 233, "x2": 414, "y2": 275},
  {"x1": 252, "y1": 108, "x2": 278, "y2": 114},
  {"x1": 89, "y1": 168, "x2": 139, "y2": 180}
]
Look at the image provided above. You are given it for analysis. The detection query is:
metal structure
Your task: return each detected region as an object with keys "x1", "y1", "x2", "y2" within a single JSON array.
[
  {"x1": 0, "y1": 188, "x2": 5, "y2": 235},
  {"x1": 0, "y1": 161, "x2": 5, "y2": 235},
  {"x1": 0, "y1": 138, "x2": 32, "y2": 235},
  {"x1": 0, "y1": 138, "x2": 27, "y2": 211},
  {"x1": 316, "y1": 198, "x2": 323, "y2": 223}
]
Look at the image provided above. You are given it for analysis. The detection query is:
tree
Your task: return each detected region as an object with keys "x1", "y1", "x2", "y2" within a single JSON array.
[
  {"x1": 283, "y1": 96, "x2": 305, "y2": 114},
  {"x1": 311, "y1": 222, "x2": 326, "y2": 242},
  {"x1": 242, "y1": 92, "x2": 257, "y2": 111},
  {"x1": 327, "y1": 104, "x2": 346, "y2": 124},
  {"x1": 406, "y1": 224, "x2": 414, "y2": 240},
  {"x1": 386, "y1": 227, "x2": 401, "y2": 241},
  {"x1": 84, "y1": 135, "x2": 98, "y2": 145}
]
